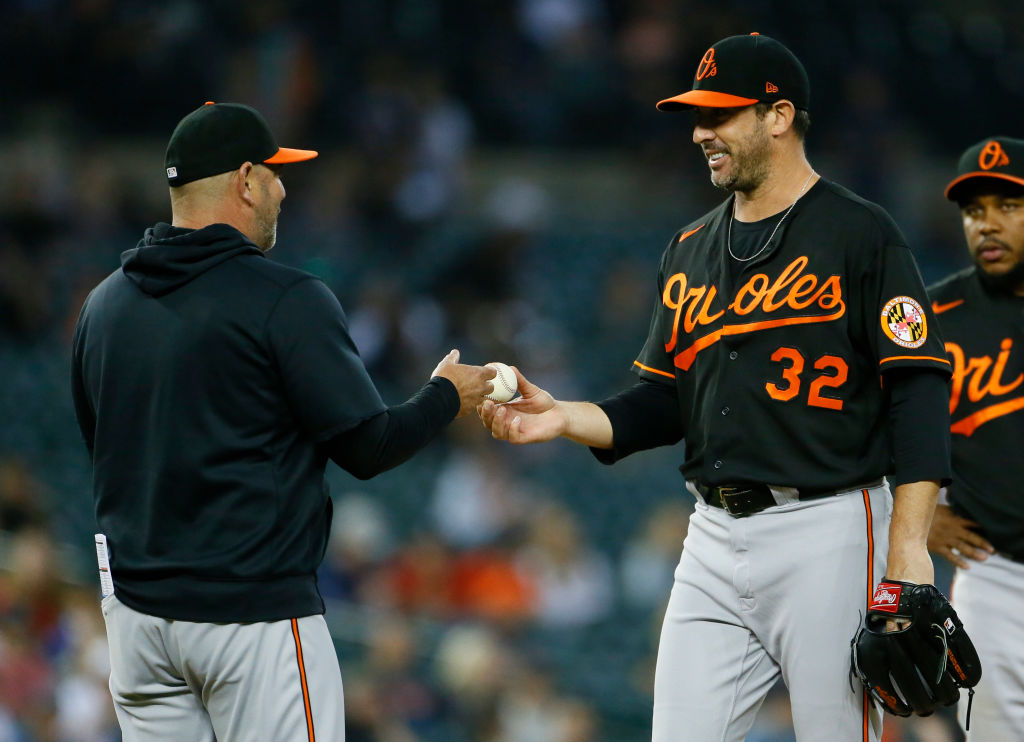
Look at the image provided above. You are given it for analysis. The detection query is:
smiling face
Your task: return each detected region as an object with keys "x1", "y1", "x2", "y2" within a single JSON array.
[
  {"x1": 958, "y1": 182, "x2": 1024, "y2": 294},
  {"x1": 691, "y1": 104, "x2": 773, "y2": 194}
]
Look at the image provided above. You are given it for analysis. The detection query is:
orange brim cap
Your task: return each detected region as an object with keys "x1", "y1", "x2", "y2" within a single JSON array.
[
  {"x1": 265, "y1": 147, "x2": 319, "y2": 164},
  {"x1": 656, "y1": 90, "x2": 760, "y2": 111},
  {"x1": 167, "y1": 102, "x2": 320, "y2": 186},
  {"x1": 944, "y1": 172, "x2": 1024, "y2": 200}
]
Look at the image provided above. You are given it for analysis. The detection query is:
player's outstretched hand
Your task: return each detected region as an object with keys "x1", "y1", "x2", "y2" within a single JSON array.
[
  {"x1": 497, "y1": 366, "x2": 554, "y2": 414},
  {"x1": 927, "y1": 504, "x2": 994, "y2": 569},
  {"x1": 430, "y1": 349, "x2": 496, "y2": 418},
  {"x1": 478, "y1": 367, "x2": 562, "y2": 444}
]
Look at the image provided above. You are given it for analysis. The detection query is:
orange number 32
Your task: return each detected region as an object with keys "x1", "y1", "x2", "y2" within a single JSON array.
[{"x1": 765, "y1": 347, "x2": 848, "y2": 410}]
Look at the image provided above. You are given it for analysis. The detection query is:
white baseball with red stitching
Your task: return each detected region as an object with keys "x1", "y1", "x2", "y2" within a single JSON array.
[{"x1": 484, "y1": 362, "x2": 517, "y2": 402}]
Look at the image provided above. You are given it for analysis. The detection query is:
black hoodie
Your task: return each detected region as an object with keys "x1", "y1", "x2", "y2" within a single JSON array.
[{"x1": 71, "y1": 222, "x2": 393, "y2": 622}]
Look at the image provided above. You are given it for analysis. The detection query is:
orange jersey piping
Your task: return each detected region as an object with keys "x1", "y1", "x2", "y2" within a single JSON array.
[
  {"x1": 633, "y1": 360, "x2": 675, "y2": 379},
  {"x1": 879, "y1": 355, "x2": 951, "y2": 368}
]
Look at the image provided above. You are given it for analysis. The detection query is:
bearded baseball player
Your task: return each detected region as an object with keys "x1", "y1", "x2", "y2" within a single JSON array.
[
  {"x1": 926, "y1": 136, "x2": 1024, "y2": 741},
  {"x1": 71, "y1": 102, "x2": 493, "y2": 741},
  {"x1": 480, "y1": 34, "x2": 980, "y2": 740}
]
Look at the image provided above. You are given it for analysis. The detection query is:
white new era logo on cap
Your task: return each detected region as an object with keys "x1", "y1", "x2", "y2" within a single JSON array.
[{"x1": 166, "y1": 166, "x2": 178, "y2": 178}]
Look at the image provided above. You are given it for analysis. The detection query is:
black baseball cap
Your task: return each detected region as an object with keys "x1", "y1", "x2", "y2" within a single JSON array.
[
  {"x1": 657, "y1": 33, "x2": 809, "y2": 112},
  {"x1": 945, "y1": 136, "x2": 1024, "y2": 201},
  {"x1": 165, "y1": 102, "x2": 318, "y2": 187}
]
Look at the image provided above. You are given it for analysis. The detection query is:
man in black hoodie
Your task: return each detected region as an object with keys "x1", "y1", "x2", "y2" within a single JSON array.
[{"x1": 71, "y1": 102, "x2": 494, "y2": 742}]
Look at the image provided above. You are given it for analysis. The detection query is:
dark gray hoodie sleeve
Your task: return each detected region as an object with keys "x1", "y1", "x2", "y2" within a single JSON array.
[
  {"x1": 266, "y1": 278, "x2": 387, "y2": 441},
  {"x1": 323, "y1": 377, "x2": 459, "y2": 479}
]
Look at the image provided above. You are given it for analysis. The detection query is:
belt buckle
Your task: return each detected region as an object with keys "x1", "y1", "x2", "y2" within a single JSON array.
[{"x1": 717, "y1": 486, "x2": 741, "y2": 515}]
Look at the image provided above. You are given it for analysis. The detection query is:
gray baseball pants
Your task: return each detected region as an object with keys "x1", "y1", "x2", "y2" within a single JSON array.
[
  {"x1": 101, "y1": 594, "x2": 345, "y2": 741},
  {"x1": 652, "y1": 483, "x2": 891, "y2": 741},
  {"x1": 953, "y1": 551, "x2": 1024, "y2": 742}
]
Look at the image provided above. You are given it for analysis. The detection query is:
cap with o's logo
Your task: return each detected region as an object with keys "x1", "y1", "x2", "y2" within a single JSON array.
[
  {"x1": 945, "y1": 136, "x2": 1024, "y2": 201},
  {"x1": 656, "y1": 33, "x2": 809, "y2": 112}
]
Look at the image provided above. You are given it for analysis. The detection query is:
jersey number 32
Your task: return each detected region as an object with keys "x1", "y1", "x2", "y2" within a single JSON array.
[{"x1": 766, "y1": 347, "x2": 848, "y2": 410}]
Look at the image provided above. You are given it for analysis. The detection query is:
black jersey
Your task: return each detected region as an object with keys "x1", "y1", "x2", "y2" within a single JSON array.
[
  {"x1": 929, "y1": 267, "x2": 1024, "y2": 560},
  {"x1": 633, "y1": 179, "x2": 950, "y2": 491},
  {"x1": 72, "y1": 223, "x2": 388, "y2": 622}
]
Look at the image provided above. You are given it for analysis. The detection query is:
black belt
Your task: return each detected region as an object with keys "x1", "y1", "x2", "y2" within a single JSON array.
[{"x1": 696, "y1": 480, "x2": 883, "y2": 517}]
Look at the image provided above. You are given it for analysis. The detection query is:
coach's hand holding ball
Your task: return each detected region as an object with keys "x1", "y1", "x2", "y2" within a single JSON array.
[{"x1": 431, "y1": 349, "x2": 497, "y2": 418}]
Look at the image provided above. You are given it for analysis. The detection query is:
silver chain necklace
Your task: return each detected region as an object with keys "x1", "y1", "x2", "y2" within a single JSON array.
[{"x1": 727, "y1": 171, "x2": 816, "y2": 262}]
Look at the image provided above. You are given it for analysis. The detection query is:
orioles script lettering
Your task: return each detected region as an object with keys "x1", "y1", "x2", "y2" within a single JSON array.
[
  {"x1": 663, "y1": 256, "x2": 845, "y2": 371},
  {"x1": 945, "y1": 338, "x2": 1024, "y2": 436}
]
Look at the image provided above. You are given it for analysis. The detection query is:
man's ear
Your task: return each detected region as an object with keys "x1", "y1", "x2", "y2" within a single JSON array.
[
  {"x1": 236, "y1": 162, "x2": 255, "y2": 206},
  {"x1": 769, "y1": 101, "x2": 796, "y2": 137}
]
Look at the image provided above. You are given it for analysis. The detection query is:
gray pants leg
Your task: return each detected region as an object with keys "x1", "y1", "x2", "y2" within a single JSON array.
[
  {"x1": 652, "y1": 485, "x2": 890, "y2": 742},
  {"x1": 953, "y1": 553, "x2": 1024, "y2": 742},
  {"x1": 102, "y1": 595, "x2": 345, "y2": 741}
]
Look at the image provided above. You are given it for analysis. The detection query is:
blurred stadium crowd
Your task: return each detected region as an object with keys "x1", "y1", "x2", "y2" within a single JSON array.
[{"x1": 2, "y1": 0, "x2": 1022, "y2": 740}]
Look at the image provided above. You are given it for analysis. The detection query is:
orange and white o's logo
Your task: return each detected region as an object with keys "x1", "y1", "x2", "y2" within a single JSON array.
[
  {"x1": 696, "y1": 48, "x2": 718, "y2": 80},
  {"x1": 979, "y1": 140, "x2": 1010, "y2": 170}
]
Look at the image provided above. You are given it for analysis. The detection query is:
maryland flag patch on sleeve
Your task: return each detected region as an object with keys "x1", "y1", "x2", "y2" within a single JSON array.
[{"x1": 881, "y1": 296, "x2": 927, "y2": 348}]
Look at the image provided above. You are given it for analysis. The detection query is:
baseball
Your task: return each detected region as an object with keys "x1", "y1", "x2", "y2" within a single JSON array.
[{"x1": 484, "y1": 362, "x2": 518, "y2": 402}]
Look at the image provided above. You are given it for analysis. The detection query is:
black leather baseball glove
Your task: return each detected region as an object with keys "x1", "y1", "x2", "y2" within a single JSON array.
[{"x1": 851, "y1": 578, "x2": 982, "y2": 724}]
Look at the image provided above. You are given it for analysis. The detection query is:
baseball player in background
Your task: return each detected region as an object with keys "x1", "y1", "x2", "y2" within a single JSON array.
[
  {"x1": 71, "y1": 102, "x2": 494, "y2": 741},
  {"x1": 480, "y1": 34, "x2": 954, "y2": 741},
  {"x1": 927, "y1": 136, "x2": 1024, "y2": 742}
]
